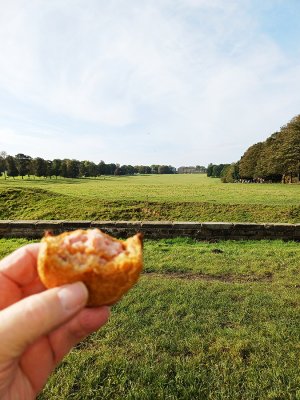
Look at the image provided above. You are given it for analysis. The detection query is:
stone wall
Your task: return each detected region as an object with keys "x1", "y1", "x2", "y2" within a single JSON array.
[{"x1": 0, "y1": 220, "x2": 299, "y2": 241}]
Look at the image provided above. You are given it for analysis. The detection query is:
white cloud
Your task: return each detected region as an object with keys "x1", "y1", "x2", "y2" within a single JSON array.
[
  {"x1": 0, "y1": 127, "x2": 107, "y2": 161},
  {"x1": 0, "y1": 0, "x2": 299, "y2": 165}
]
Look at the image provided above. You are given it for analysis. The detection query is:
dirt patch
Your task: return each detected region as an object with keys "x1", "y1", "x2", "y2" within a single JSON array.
[{"x1": 143, "y1": 271, "x2": 273, "y2": 283}]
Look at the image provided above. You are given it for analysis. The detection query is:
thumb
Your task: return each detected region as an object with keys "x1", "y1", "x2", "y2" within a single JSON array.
[{"x1": 0, "y1": 282, "x2": 88, "y2": 362}]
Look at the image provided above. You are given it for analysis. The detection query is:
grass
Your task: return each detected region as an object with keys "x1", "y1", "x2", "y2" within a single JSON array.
[
  {"x1": 1, "y1": 238, "x2": 300, "y2": 399},
  {"x1": 0, "y1": 174, "x2": 299, "y2": 223}
]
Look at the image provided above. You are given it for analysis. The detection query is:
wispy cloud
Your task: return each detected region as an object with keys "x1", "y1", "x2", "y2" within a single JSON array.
[{"x1": 0, "y1": 0, "x2": 300, "y2": 165}]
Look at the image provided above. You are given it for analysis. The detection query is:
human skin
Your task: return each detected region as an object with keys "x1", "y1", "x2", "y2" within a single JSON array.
[{"x1": 0, "y1": 243, "x2": 110, "y2": 400}]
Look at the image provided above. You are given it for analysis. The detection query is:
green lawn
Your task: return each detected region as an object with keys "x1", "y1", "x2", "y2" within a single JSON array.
[
  {"x1": 1, "y1": 238, "x2": 300, "y2": 399},
  {"x1": 0, "y1": 174, "x2": 299, "y2": 223}
]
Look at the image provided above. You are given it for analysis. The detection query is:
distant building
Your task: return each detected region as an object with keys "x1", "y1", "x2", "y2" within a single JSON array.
[{"x1": 177, "y1": 166, "x2": 207, "y2": 174}]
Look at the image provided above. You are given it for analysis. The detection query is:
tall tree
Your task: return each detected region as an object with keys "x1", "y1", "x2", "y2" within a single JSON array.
[
  {"x1": 239, "y1": 142, "x2": 264, "y2": 179},
  {"x1": 278, "y1": 115, "x2": 300, "y2": 181},
  {"x1": 135, "y1": 165, "x2": 147, "y2": 174},
  {"x1": 221, "y1": 163, "x2": 239, "y2": 183},
  {"x1": 254, "y1": 134, "x2": 282, "y2": 181},
  {"x1": 15, "y1": 153, "x2": 32, "y2": 179},
  {"x1": 61, "y1": 159, "x2": 68, "y2": 178},
  {"x1": 150, "y1": 165, "x2": 159, "y2": 174},
  {"x1": 105, "y1": 163, "x2": 117, "y2": 175},
  {"x1": 6, "y1": 156, "x2": 18, "y2": 178},
  {"x1": 52, "y1": 159, "x2": 62, "y2": 178},
  {"x1": 98, "y1": 161, "x2": 106, "y2": 175},
  {"x1": 158, "y1": 165, "x2": 172, "y2": 174},
  {"x1": 80, "y1": 161, "x2": 98, "y2": 177},
  {"x1": 46, "y1": 160, "x2": 53, "y2": 178},
  {"x1": 211, "y1": 164, "x2": 228, "y2": 178},
  {"x1": 207, "y1": 163, "x2": 214, "y2": 177},
  {"x1": 79, "y1": 161, "x2": 89, "y2": 177},
  {"x1": 237, "y1": 114, "x2": 300, "y2": 183},
  {"x1": 88, "y1": 161, "x2": 98, "y2": 177},
  {"x1": 32, "y1": 158, "x2": 47, "y2": 177},
  {"x1": 66, "y1": 159, "x2": 80, "y2": 178}
]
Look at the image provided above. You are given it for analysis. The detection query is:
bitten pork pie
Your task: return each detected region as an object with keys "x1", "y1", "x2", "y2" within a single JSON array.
[{"x1": 37, "y1": 228, "x2": 143, "y2": 306}]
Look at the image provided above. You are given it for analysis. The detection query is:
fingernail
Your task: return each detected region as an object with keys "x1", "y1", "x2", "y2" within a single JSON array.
[{"x1": 57, "y1": 282, "x2": 88, "y2": 312}]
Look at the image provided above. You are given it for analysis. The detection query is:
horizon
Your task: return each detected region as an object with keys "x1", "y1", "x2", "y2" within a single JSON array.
[{"x1": 0, "y1": 0, "x2": 300, "y2": 166}]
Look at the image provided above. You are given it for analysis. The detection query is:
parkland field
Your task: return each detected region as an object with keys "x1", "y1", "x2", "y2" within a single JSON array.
[
  {"x1": 1, "y1": 238, "x2": 300, "y2": 399},
  {"x1": 0, "y1": 174, "x2": 300, "y2": 399},
  {"x1": 0, "y1": 174, "x2": 299, "y2": 222}
]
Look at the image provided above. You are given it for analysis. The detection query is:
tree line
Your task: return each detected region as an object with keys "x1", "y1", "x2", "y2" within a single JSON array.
[
  {"x1": 207, "y1": 114, "x2": 300, "y2": 183},
  {"x1": 0, "y1": 153, "x2": 179, "y2": 179}
]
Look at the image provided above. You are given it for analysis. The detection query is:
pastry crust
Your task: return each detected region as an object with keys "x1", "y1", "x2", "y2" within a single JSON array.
[{"x1": 37, "y1": 229, "x2": 143, "y2": 306}]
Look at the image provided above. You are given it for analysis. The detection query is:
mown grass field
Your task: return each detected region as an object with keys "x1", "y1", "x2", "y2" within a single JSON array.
[
  {"x1": 0, "y1": 174, "x2": 299, "y2": 223},
  {"x1": 1, "y1": 238, "x2": 300, "y2": 399}
]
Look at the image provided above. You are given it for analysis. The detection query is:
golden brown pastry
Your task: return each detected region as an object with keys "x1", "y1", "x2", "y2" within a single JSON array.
[{"x1": 37, "y1": 228, "x2": 143, "y2": 306}]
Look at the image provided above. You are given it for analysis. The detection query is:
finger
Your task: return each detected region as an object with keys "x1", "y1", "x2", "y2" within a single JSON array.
[
  {"x1": 21, "y1": 307, "x2": 110, "y2": 393},
  {"x1": 0, "y1": 272, "x2": 21, "y2": 309},
  {"x1": 49, "y1": 306, "x2": 110, "y2": 363},
  {"x1": 0, "y1": 275, "x2": 46, "y2": 310},
  {"x1": 0, "y1": 243, "x2": 40, "y2": 287},
  {"x1": 0, "y1": 244, "x2": 45, "y2": 309},
  {"x1": 22, "y1": 276, "x2": 46, "y2": 297},
  {"x1": 0, "y1": 282, "x2": 88, "y2": 363}
]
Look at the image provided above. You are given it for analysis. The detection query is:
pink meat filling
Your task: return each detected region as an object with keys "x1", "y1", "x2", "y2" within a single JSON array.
[{"x1": 63, "y1": 229, "x2": 123, "y2": 258}]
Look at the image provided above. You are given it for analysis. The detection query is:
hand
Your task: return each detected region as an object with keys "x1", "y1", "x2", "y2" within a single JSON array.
[{"x1": 0, "y1": 243, "x2": 110, "y2": 400}]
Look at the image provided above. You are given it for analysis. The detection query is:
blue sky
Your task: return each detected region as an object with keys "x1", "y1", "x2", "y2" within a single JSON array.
[{"x1": 0, "y1": 0, "x2": 300, "y2": 167}]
